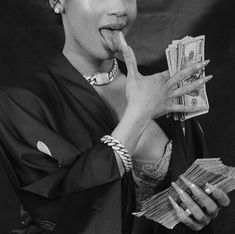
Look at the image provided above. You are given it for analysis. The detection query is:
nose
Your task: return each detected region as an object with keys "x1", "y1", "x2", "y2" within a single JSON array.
[{"x1": 107, "y1": 0, "x2": 127, "y2": 17}]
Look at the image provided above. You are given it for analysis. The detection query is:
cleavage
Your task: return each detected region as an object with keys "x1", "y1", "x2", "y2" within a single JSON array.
[{"x1": 94, "y1": 74, "x2": 170, "y2": 161}]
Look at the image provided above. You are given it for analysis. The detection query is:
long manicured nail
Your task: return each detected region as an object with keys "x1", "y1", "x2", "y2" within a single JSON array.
[
  {"x1": 180, "y1": 176, "x2": 201, "y2": 196},
  {"x1": 197, "y1": 60, "x2": 210, "y2": 69},
  {"x1": 172, "y1": 182, "x2": 189, "y2": 202},
  {"x1": 169, "y1": 196, "x2": 183, "y2": 213},
  {"x1": 196, "y1": 75, "x2": 213, "y2": 87},
  {"x1": 119, "y1": 31, "x2": 127, "y2": 48},
  {"x1": 205, "y1": 75, "x2": 213, "y2": 81},
  {"x1": 203, "y1": 59, "x2": 210, "y2": 66}
]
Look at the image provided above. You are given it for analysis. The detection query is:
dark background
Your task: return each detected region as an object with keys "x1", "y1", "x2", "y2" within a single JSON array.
[{"x1": 0, "y1": 0, "x2": 235, "y2": 233}]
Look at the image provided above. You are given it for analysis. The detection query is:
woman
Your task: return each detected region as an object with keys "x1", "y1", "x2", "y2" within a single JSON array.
[{"x1": 0, "y1": 0, "x2": 230, "y2": 233}]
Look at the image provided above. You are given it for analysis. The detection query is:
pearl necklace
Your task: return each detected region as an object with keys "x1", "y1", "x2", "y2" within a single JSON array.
[{"x1": 83, "y1": 58, "x2": 118, "y2": 85}]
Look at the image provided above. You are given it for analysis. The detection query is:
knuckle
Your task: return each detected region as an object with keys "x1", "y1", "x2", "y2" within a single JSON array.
[
  {"x1": 207, "y1": 202, "x2": 218, "y2": 214},
  {"x1": 199, "y1": 215, "x2": 210, "y2": 225},
  {"x1": 194, "y1": 225, "x2": 203, "y2": 231},
  {"x1": 197, "y1": 214, "x2": 206, "y2": 223},
  {"x1": 222, "y1": 197, "x2": 230, "y2": 207},
  {"x1": 208, "y1": 208, "x2": 218, "y2": 217},
  {"x1": 209, "y1": 209, "x2": 218, "y2": 218},
  {"x1": 179, "y1": 214, "x2": 189, "y2": 224},
  {"x1": 189, "y1": 223, "x2": 203, "y2": 231},
  {"x1": 204, "y1": 217, "x2": 211, "y2": 225}
]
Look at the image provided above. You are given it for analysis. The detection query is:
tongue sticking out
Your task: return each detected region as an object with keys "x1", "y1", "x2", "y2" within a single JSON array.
[{"x1": 100, "y1": 29, "x2": 122, "y2": 53}]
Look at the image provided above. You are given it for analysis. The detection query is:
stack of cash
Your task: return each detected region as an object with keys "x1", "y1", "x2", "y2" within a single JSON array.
[
  {"x1": 165, "y1": 35, "x2": 209, "y2": 121},
  {"x1": 133, "y1": 158, "x2": 235, "y2": 229}
]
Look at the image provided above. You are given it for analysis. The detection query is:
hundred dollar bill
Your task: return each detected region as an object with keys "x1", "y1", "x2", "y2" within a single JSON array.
[
  {"x1": 179, "y1": 35, "x2": 209, "y2": 120},
  {"x1": 165, "y1": 35, "x2": 209, "y2": 121},
  {"x1": 133, "y1": 158, "x2": 235, "y2": 229}
]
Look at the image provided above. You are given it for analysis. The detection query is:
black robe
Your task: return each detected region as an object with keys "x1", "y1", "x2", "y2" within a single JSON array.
[{"x1": 0, "y1": 52, "x2": 212, "y2": 234}]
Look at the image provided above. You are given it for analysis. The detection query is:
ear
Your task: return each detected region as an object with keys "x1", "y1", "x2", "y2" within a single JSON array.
[{"x1": 49, "y1": 0, "x2": 65, "y2": 13}]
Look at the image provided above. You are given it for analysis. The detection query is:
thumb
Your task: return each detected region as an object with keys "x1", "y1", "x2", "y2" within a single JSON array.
[{"x1": 119, "y1": 32, "x2": 138, "y2": 76}]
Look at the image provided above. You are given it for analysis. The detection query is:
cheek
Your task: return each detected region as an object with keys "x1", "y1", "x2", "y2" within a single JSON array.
[{"x1": 66, "y1": 1, "x2": 99, "y2": 40}]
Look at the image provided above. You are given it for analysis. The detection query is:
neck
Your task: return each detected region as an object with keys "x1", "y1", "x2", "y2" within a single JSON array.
[{"x1": 62, "y1": 46, "x2": 114, "y2": 77}]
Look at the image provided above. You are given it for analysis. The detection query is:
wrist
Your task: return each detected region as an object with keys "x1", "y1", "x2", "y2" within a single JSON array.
[
  {"x1": 125, "y1": 103, "x2": 152, "y2": 124},
  {"x1": 112, "y1": 104, "x2": 151, "y2": 156}
]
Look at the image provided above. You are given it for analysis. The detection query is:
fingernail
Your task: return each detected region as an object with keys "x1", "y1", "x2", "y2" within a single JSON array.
[
  {"x1": 169, "y1": 196, "x2": 181, "y2": 211},
  {"x1": 205, "y1": 75, "x2": 213, "y2": 81},
  {"x1": 180, "y1": 176, "x2": 196, "y2": 189},
  {"x1": 203, "y1": 59, "x2": 210, "y2": 66},
  {"x1": 171, "y1": 182, "x2": 189, "y2": 202},
  {"x1": 119, "y1": 31, "x2": 127, "y2": 48},
  {"x1": 180, "y1": 176, "x2": 201, "y2": 196},
  {"x1": 197, "y1": 60, "x2": 210, "y2": 69}
]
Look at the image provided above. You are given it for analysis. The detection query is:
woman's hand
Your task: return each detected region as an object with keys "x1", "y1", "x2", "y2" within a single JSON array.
[
  {"x1": 119, "y1": 33, "x2": 213, "y2": 120},
  {"x1": 169, "y1": 176, "x2": 230, "y2": 231}
]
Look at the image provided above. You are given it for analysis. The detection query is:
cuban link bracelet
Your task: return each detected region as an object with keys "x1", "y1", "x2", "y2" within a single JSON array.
[{"x1": 100, "y1": 135, "x2": 133, "y2": 172}]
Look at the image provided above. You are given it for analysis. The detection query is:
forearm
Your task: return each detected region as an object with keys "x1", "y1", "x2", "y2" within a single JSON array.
[
  {"x1": 111, "y1": 105, "x2": 151, "y2": 177},
  {"x1": 112, "y1": 104, "x2": 151, "y2": 158}
]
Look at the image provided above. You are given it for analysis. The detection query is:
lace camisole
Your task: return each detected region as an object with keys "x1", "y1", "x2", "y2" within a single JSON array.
[{"x1": 132, "y1": 140, "x2": 173, "y2": 208}]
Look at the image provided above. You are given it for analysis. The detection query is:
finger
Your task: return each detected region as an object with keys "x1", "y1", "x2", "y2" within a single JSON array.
[
  {"x1": 206, "y1": 183, "x2": 230, "y2": 207},
  {"x1": 167, "y1": 60, "x2": 210, "y2": 87},
  {"x1": 168, "y1": 196, "x2": 204, "y2": 231},
  {"x1": 159, "y1": 70, "x2": 170, "y2": 81},
  {"x1": 170, "y1": 75, "x2": 213, "y2": 99},
  {"x1": 172, "y1": 182, "x2": 210, "y2": 225},
  {"x1": 161, "y1": 70, "x2": 170, "y2": 77},
  {"x1": 119, "y1": 31, "x2": 138, "y2": 76},
  {"x1": 167, "y1": 103, "x2": 208, "y2": 114},
  {"x1": 180, "y1": 176, "x2": 218, "y2": 218}
]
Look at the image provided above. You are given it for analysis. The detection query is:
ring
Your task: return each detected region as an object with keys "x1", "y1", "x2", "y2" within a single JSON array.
[
  {"x1": 205, "y1": 187, "x2": 212, "y2": 195},
  {"x1": 185, "y1": 208, "x2": 192, "y2": 216}
]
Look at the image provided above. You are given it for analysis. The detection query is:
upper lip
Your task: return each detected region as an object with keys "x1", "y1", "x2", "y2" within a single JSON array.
[{"x1": 99, "y1": 23, "x2": 126, "y2": 31}]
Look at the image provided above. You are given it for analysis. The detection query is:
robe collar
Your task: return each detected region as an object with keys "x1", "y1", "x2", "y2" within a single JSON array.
[{"x1": 48, "y1": 51, "x2": 122, "y2": 132}]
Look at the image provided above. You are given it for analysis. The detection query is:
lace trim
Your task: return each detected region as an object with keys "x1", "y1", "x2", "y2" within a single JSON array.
[
  {"x1": 133, "y1": 141, "x2": 173, "y2": 208},
  {"x1": 133, "y1": 140, "x2": 172, "y2": 187}
]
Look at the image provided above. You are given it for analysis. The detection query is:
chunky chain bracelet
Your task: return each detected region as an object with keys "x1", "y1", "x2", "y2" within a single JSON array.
[{"x1": 100, "y1": 135, "x2": 133, "y2": 172}]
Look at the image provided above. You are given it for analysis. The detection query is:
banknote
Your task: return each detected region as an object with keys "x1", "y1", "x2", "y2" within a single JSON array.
[
  {"x1": 133, "y1": 158, "x2": 235, "y2": 229},
  {"x1": 165, "y1": 35, "x2": 209, "y2": 121}
]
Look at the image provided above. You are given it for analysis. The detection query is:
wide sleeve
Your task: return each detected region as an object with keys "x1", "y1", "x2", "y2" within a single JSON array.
[{"x1": 0, "y1": 88, "x2": 121, "y2": 198}]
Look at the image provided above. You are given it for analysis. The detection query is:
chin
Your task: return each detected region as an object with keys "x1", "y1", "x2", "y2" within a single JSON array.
[{"x1": 94, "y1": 49, "x2": 118, "y2": 61}]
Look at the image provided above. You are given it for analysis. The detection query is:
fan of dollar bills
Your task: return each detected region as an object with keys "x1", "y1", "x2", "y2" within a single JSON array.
[
  {"x1": 165, "y1": 35, "x2": 209, "y2": 121},
  {"x1": 133, "y1": 158, "x2": 235, "y2": 229}
]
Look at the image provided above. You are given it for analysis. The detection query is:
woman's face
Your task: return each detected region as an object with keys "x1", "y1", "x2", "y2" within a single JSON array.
[{"x1": 62, "y1": 0, "x2": 137, "y2": 60}]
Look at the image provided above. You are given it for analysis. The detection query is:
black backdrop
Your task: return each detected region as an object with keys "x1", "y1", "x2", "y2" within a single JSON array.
[{"x1": 0, "y1": 0, "x2": 235, "y2": 233}]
